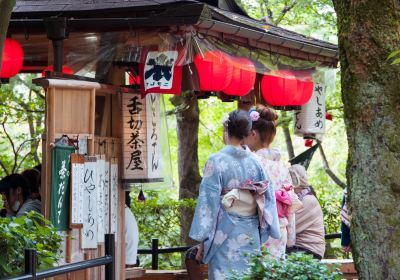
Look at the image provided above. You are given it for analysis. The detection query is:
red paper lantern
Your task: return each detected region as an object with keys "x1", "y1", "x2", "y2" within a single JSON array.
[
  {"x1": 223, "y1": 57, "x2": 256, "y2": 96},
  {"x1": 305, "y1": 139, "x2": 314, "y2": 147},
  {"x1": 326, "y1": 112, "x2": 333, "y2": 121},
  {"x1": 129, "y1": 73, "x2": 141, "y2": 86},
  {"x1": 41, "y1": 65, "x2": 74, "y2": 77},
  {"x1": 0, "y1": 38, "x2": 24, "y2": 78},
  {"x1": 194, "y1": 50, "x2": 233, "y2": 91},
  {"x1": 261, "y1": 70, "x2": 297, "y2": 106},
  {"x1": 261, "y1": 70, "x2": 313, "y2": 106},
  {"x1": 294, "y1": 73, "x2": 314, "y2": 105}
]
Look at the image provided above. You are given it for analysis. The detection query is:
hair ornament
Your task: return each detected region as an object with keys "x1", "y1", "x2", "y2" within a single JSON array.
[{"x1": 249, "y1": 109, "x2": 260, "y2": 122}]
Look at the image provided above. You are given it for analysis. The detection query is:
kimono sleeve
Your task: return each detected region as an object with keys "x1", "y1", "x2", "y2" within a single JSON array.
[
  {"x1": 259, "y1": 166, "x2": 281, "y2": 243},
  {"x1": 189, "y1": 157, "x2": 222, "y2": 242}
]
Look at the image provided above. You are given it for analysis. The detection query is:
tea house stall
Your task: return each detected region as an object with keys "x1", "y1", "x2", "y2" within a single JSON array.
[{"x1": 5, "y1": 0, "x2": 339, "y2": 279}]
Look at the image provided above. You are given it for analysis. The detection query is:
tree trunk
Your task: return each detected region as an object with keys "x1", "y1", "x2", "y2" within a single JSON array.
[
  {"x1": 171, "y1": 94, "x2": 202, "y2": 245},
  {"x1": 0, "y1": 0, "x2": 14, "y2": 69},
  {"x1": 334, "y1": 1, "x2": 400, "y2": 279}
]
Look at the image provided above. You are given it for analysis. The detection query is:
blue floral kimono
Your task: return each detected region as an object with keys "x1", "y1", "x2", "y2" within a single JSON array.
[{"x1": 189, "y1": 145, "x2": 280, "y2": 280}]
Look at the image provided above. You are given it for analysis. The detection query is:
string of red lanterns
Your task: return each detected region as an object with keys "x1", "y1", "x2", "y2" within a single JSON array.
[{"x1": 0, "y1": 38, "x2": 24, "y2": 79}]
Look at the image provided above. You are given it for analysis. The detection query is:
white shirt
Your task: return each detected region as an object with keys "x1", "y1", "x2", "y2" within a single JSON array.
[{"x1": 125, "y1": 206, "x2": 139, "y2": 265}]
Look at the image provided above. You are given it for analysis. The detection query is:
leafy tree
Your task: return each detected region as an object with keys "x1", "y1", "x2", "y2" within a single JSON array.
[
  {"x1": 334, "y1": 0, "x2": 400, "y2": 278},
  {"x1": 0, "y1": 74, "x2": 44, "y2": 177}
]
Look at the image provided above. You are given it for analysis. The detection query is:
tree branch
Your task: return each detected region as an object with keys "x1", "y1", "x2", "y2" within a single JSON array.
[
  {"x1": 0, "y1": 158, "x2": 9, "y2": 175},
  {"x1": 317, "y1": 140, "x2": 347, "y2": 189},
  {"x1": 1, "y1": 121, "x2": 18, "y2": 173},
  {"x1": 274, "y1": 0, "x2": 298, "y2": 25}
]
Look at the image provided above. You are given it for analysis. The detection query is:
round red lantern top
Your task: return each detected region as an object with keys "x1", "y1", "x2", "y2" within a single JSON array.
[
  {"x1": 194, "y1": 50, "x2": 233, "y2": 91},
  {"x1": 0, "y1": 38, "x2": 24, "y2": 79},
  {"x1": 223, "y1": 57, "x2": 256, "y2": 97},
  {"x1": 261, "y1": 70, "x2": 298, "y2": 106},
  {"x1": 41, "y1": 66, "x2": 74, "y2": 77}
]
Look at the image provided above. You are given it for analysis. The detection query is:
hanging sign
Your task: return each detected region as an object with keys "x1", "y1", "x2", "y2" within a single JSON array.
[
  {"x1": 294, "y1": 83, "x2": 326, "y2": 136},
  {"x1": 96, "y1": 156, "x2": 106, "y2": 243},
  {"x1": 121, "y1": 92, "x2": 163, "y2": 183},
  {"x1": 70, "y1": 154, "x2": 85, "y2": 227},
  {"x1": 51, "y1": 145, "x2": 75, "y2": 231},
  {"x1": 110, "y1": 162, "x2": 119, "y2": 239},
  {"x1": 104, "y1": 161, "x2": 110, "y2": 234},
  {"x1": 140, "y1": 49, "x2": 183, "y2": 97},
  {"x1": 82, "y1": 156, "x2": 98, "y2": 249}
]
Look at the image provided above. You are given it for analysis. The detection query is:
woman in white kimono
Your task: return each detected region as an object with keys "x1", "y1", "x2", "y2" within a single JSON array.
[
  {"x1": 244, "y1": 105, "x2": 302, "y2": 258},
  {"x1": 189, "y1": 110, "x2": 280, "y2": 280}
]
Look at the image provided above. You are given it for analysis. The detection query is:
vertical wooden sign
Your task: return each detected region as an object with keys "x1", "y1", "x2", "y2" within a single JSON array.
[
  {"x1": 104, "y1": 161, "x2": 110, "y2": 234},
  {"x1": 82, "y1": 156, "x2": 98, "y2": 249},
  {"x1": 121, "y1": 92, "x2": 163, "y2": 183},
  {"x1": 96, "y1": 156, "x2": 105, "y2": 243},
  {"x1": 110, "y1": 162, "x2": 119, "y2": 239},
  {"x1": 70, "y1": 154, "x2": 84, "y2": 227}
]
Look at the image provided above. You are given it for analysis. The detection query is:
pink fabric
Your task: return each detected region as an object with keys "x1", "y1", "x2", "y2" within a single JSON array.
[{"x1": 275, "y1": 189, "x2": 292, "y2": 219}]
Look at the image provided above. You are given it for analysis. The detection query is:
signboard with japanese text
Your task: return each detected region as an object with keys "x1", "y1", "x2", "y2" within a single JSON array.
[
  {"x1": 294, "y1": 83, "x2": 326, "y2": 136},
  {"x1": 96, "y1": 157, "x2": 105, "y2": 243},
  {"x1": 82, "y1": 156, "x2": 98, "y2": 249},
  {"x1": 104, "y1": 161, "x2": 110, "y2": 234},
  {"x1": 70, "y1": 154, "x2": 84, "y2": 227},
  {"x1": 51, "y1": 145, "x2": 75, "y2": 231},
  {"x1": 140, "y1": 50, "x2": 183, "y2": 97},
  {"x1": 121, "y1": 92, "x2": 163, "y2": 183},
  {"x1": 110, "y1": 163, "x2": 118, "y2": 239}
]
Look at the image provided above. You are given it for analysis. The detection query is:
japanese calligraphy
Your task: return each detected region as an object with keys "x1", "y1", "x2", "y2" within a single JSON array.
[
  {"x1": 110, "y1": 163, "x2": 118, "y2": 240},
  {"x1": 96, "y1": 157, "x2": 105, "y2": 243},
  {"x1": 144, "y1": 51, "x2": 178, "y2": 91},
  {"x1": 82, "y1": 157, "x2": 98, "y2": 249},
  {"x1": 146, "y1": 93, "x2": 162, "y2": 179},
  {"x1": 71, "y1": 154, "x2": 84, "y2": 225}
]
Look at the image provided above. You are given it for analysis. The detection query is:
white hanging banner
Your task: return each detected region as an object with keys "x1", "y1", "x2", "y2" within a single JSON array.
[
  {"x1": 70, "y1": 154, "x2": 84, "y2": 227},
  {"x1": 294, "y1": 83, "x2": 326, "y2": 136},
  {"x1": 96, "y1": 156, "x2": 105, "y2": 243},
  {"x1": 146, "y1": 93, "x2": 162, "y2": 179},
  {"x1": 121, "y1": 92, "x2": 163, "y2": 184},
  {"x1": 104, "y1": 161, "x2": 110, "y2": 234},
  {"x1": 82, "y1": 156, "x2": 98, "y2": 249},
  {"x1": 110, "y1": 163, "x2": 119, "y2": 239}
]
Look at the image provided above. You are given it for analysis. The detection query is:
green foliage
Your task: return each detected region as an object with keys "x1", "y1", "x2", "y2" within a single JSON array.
[
  {"x1": 0, "y1": 212, "x2": 63, "y2": 277},
  {"x1": 130, "y1": 190, "x2": 196, "y2": 269},
  {"x1": 233, "y1": 249, "x2": 342, "y2": 280},
  {"x1": 0, "y1": 74, "x2": 44, "y2": 177},
  {"x1": 388, "y1": 50, "x2": 400, "y2": 65}
]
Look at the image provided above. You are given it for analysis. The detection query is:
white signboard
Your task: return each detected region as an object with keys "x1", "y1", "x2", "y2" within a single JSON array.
[
  {"x1": 104, "y1": 161, "x2": 110, "y2": 234},
  {"x1": 96, "y1": 157, "x2": 105, "y2": 243},
  {"x1": 71, "y1": 159, "x2": 84, "y2": 225},
  {"x1": 82, "y1": 156, "x2": 98, "y2": 249},
  {"x1": 146, "y1": 94, "x2": 162, "y2": 179},
  {"x1": 294, "y1": 83, "x2": 326, "y2": 136},
  {"x1": 144, "y1": 50, "x2": 178, "y2": 91},
  {"x1": 121, "y1": 93, "x2": 163, "y2": 183},
  {"x1": 110, "y1": 163, "x2": 119, "y2": 239}
]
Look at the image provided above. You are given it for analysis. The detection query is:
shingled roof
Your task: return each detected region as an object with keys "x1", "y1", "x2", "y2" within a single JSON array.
[{"x1": 10, "y1": 0, "x2": 338, "y2": 66}]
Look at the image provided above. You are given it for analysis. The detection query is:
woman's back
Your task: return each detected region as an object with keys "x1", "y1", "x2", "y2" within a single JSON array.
[{"x1": 295, "y1": 194, "x2": 325, "y2": 258}]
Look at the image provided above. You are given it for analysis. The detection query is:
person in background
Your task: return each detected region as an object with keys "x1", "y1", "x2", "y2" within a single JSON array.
[
  {"x1": 341, "y1": 188, "x2": 351, "y2": 253},
  {"x1": 244, "y1": 105, "x2": 302, "y2": 258},
  {"x1": 125, "y1": 191, "x2": 139, "y2": 267},
  {"x1": 0, "y1": 173, "x2": 41, "y2": 217},
  {"x1": 286, "y1": 164, "x2": 325, "y2": 260},
  {"x1": 189, "y1": 110, "x2": 280, "y2": 280},
  {"x1": 21, "y1": 167, "x2": 41, "y2": 200}
]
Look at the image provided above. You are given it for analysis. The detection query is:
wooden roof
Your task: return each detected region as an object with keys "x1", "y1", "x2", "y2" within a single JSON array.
[{"x1": 10, "y1": 0, "x2": 338, "y2": 66}]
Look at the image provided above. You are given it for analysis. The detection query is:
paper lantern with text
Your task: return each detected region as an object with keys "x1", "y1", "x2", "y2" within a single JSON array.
[
  {"x1": 0, "y1": 38, "x2": 24, "y2": 78},
  {"x1": 41, "y1": 66, "x2": 74, "y2": 77},
  {"x1": 223, "y1": 57, "x2": 256, "y2": 96},
  {"x1": 194, "y1": 50, "x2": 233, "y2": 91}
]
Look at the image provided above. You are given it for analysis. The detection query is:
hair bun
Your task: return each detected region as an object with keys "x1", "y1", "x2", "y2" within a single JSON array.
[
  {"x1": 256, "y1": 104, "x2": 278, "y2": 122},
  {"x1": 226, "y1": 110, "x2": 252, "y2": 140}
]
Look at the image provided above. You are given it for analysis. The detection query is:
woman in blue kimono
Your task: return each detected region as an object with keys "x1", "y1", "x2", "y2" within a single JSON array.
[{"x1": 189, "y1": 110, "x2": 280, "y2": 280}]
